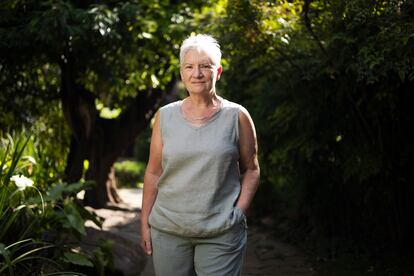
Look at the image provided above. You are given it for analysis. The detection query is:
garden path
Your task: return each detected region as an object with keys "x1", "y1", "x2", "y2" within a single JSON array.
[{"x1": 86, "y1": 188, "x2": 315, "y2": 276}]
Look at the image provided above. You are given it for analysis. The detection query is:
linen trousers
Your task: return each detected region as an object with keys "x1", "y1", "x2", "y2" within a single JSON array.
[{"x1": 150, "y1": 220, "x2": 247, "y2": 276}]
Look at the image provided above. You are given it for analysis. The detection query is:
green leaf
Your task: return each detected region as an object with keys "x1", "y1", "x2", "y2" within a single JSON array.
[
  {"x1": 0, "y1": 243, "x2": 13, "y2": 276},
  {"x1": 64, "y1": 202, "x2": 86, "y2": 235},
  {"x1": 46, "y1": 183, "x2": 65, "y2": 201},
  {"x1": 63, "y1": 252, "x2": 94, "y2": 267},
  {"x1": 64, "y1": 181, "x2": 92, "y2": 194}
]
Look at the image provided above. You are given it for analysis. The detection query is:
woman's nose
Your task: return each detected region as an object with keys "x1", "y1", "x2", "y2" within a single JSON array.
[{"x1": 192, "y1": 66, "x2": 203, "y2": 77}]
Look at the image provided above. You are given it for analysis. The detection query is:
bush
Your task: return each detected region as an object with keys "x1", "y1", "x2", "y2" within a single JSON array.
[
  {"x1": 0, "y1": 132, "x2": 108, "y2": 275},
  {"x1": 114, "y1": 160, "x2": 146, "y2": 188}
]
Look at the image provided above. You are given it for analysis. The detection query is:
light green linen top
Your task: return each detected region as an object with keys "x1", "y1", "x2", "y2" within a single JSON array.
[{"x1": 148, "y1": 99, "x2": 245, "y2": 237}]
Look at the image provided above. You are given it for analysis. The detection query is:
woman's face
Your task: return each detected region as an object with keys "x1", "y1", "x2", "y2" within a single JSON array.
[{"x1": 180, "y1": 49, "x2": 222, "y2": 95}]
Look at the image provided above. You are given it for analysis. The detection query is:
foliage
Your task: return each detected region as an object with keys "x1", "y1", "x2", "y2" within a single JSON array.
[
  {"x1": 114, "y1": 159, "x2": 146, "y2": 188},
  {"x1": 0, "y1": 132, "x2": 105, "y2": 275},
  {"x1": 0, "y1": 0, "x2": 211, "y2": 116},
  {"x1": 199, "y1": 0, "x2": 414, "y2": 257}
]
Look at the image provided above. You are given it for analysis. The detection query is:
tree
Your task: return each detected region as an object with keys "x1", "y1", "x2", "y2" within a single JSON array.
[{"x1": 0, "y1": 0, "x2": 208, "y2": 207}]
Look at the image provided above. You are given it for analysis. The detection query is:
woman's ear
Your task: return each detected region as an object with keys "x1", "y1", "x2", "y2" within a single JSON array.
[{"x1": 216, "y1": 65, "x2": 223, "y2": 80}]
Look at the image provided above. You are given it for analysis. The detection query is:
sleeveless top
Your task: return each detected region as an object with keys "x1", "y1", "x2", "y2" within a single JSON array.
[{"x1": 148, "y1": 99, "x2": 245, "y2": 237}]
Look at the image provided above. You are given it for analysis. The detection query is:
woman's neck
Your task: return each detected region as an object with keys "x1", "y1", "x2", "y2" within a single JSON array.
[{"x1": 186, "y1": 92, "x2": 220, "y2": 108}]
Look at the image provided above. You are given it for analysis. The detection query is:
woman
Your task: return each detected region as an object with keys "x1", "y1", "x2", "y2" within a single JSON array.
[{"x1": 140, "y1": 34, "x2": 260, "y2": 276}]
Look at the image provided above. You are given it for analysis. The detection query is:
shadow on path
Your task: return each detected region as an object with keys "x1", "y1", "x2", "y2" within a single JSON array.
[{"x1": 85, "y1": 188, "x2": 315, "y2": 276}]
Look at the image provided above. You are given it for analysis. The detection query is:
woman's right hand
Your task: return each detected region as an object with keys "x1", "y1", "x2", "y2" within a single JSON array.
[
  {"x1": 140, "y1": 224, "x2": 152, "y2": 255},
  {"x1": 140, "y1": 226, "x2": 152, "y2": 255}
]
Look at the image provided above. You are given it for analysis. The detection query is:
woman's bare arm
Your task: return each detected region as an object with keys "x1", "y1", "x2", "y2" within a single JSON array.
[
  {"x1": 236, "y1": 108, "x2": 260, "y2": 213},
  {"x1": 140, "y1": 111, "x2": 163, "y2": 255}
]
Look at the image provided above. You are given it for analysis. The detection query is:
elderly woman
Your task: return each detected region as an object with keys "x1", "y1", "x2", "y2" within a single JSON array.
[{"x1": 140, "y1": 34, "x2": 260, "y2": 276}]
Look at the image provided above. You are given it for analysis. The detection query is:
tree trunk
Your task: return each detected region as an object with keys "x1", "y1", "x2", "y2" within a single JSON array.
[{"x1": 82, "y1": 117, "x2": 126, "y2": 207}]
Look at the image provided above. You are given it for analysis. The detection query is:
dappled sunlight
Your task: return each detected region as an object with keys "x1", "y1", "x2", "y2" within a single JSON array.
[{"x1": 118, "y1": 188, "x2": 143, "y2": 210}]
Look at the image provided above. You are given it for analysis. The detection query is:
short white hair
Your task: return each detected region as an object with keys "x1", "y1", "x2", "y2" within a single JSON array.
[{"x1": 179, "y1": 34, "x2": 222, "y2": 66}]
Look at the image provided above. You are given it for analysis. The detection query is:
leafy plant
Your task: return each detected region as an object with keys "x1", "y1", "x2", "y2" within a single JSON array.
[
  {"x1": 0, "y1": 239, "x2": 56, "y2": 276},
  {"x1": 0, "y1": 132, "x2": 104, "y2": 275}
]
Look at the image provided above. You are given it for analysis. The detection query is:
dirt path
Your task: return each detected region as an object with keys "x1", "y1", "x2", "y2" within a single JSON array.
[{"x1": 89, "y1": 188, "x2": 315, "y2": 276}]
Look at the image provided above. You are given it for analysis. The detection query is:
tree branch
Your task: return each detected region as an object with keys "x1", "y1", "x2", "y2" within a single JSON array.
[{"x1": 302, "y1": 0, "x2": 327, "y2": 55}]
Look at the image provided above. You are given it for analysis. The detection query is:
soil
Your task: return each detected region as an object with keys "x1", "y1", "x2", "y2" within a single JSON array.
[{"x1": 84, "y1": 188, "x2": 316, "y2": 276}]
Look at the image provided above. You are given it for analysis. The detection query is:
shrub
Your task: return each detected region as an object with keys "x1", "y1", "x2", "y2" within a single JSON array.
[{"x1": 114, "y1": 160, "x2": 146, "y2": 188}]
